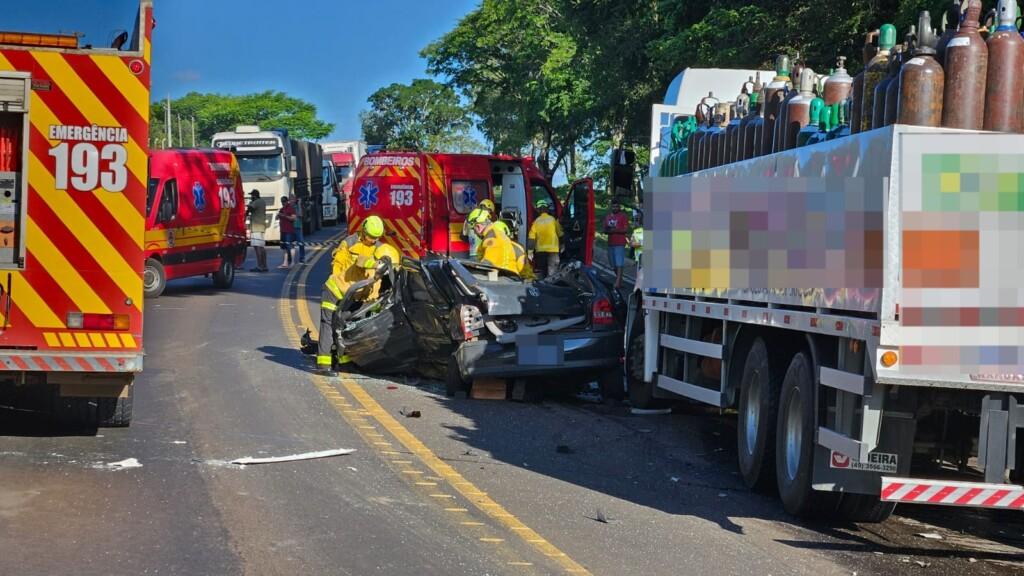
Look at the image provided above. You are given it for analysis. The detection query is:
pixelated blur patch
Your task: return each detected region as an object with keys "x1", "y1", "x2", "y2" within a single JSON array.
[
  {"x1": 922, "y1": 153, "x2": 1024, "y2": 212},
  {"x1": 902, "y1": 230, "x2": 979, "y2": 288}
]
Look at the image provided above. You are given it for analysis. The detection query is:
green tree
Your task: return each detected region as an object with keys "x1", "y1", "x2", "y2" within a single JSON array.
[
  {"x1": 149, "y1": 91, "x2": 334, "y2": 148},
  {"x1": 359, "y1": 79, "x2": 482, "y2": 152}
]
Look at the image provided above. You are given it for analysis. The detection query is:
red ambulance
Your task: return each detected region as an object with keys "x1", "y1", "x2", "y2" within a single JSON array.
[
  {"x1": 144, "y1": 149, "x2": 247, "y2": 297},
  {"x1": 348, "y1": 152, "x2": 595, "y2": 263}
]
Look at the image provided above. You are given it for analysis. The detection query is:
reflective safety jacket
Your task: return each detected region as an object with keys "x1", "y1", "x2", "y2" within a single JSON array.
[
  {"x1": 528, "y1": 213, "x2": 563, "y2": 253},
  {"x1": 477, "y1": 226, "x2": 535, "y2": 280},
  {"x1": 330, "y1": 234, "x2": 381, "y2": 300}
]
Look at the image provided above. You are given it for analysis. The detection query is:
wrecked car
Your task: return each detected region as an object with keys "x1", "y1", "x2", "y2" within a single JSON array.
[{"x1": 325, "y1": 255, "x2": 626, "y2": 399}]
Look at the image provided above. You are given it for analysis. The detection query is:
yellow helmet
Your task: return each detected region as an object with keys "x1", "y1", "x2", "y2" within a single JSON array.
[
  {"x1": 374, "y1": 243, "x2": 402, "y2": 270},
  {"x1": 494, "y1": 220, "x2": 511, "y2": 236},
  {"x1": 479, "y1": 199, "x2": 496, "y2": 213},
  {"x1": 362, "y1": 215, "x2": 385, "y2": 238}
]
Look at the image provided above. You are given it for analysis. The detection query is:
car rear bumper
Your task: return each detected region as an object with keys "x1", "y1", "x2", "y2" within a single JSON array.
[{"x1": 455, "y1": 330, "x2": 623, "y2": 381}]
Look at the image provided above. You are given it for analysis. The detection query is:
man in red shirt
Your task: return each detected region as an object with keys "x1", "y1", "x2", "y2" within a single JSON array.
[
  {"x1": 278, "y1": 196, "x2": 298, "y2": 269},
  {"x1": 603, "y1": 200, "x2": 629, "y2": 289}
]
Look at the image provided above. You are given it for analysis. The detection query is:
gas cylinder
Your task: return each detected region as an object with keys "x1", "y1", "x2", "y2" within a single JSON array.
[
  {"x1": 762, "y1": 55, "x2": 791, "y2": 155},
  {"x1": 883, "y1": 45, "x2": 905, "y2": 125},
  {"x1": 935, "y1": 0, "x2": 962, "y2": 65},
  {"x1": 828, "y1": 99, "x2": 852, "y2": 140},
  {"x1": 725, "y1": 102, "x2": 742, "y2": 164},
  {"x1": 824, "y1": 56, "x2": 853, "y2": 108},
  {"x1": 898, "y1": 12, "x2": 945, "y2": 127},
  {"x1": 738, "y1": 74, "x2": 762, "y2": 161},
  {"x1": 797, "y1": 97, "x2": 825, "y2": 147},
  {"x1": 774, "y1": 59, "x2": 804, "y2": 152},
  {"x1": 874, "y1": 42, "x2": 903, "y2": 128},
  {"x1": 983, "y1": 0, "x2": 1024, "y2": 132},
  {"x1": 851, "y1": 30, "x2": 880, "y2": 134},
  {"x1": 862, "y1": 24, "x2": 896, "y2": 132},
  {"x1": 943, "y1": 0, "x2": 988, "y2": 129},
  {"x1": 707, "y1": 102, "x2": 731, "y2": 168},
  {"x1": 688, "y1": 92, "x2": 717, "y2": 172},
  {"x1": 750, "y1": 86, "x2": 768, "y2": 158},
  {"x1": 785, "y1": 68, "x2": 818, "y2": 150}
]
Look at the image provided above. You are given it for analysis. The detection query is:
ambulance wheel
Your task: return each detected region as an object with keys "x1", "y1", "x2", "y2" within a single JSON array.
[
  {"x1": 837, "y1": 493, "x2": 896, "y2": 523},
  {"x1": 213, "y1": 258, "x2": 235, "y2": 289},
  {"x1": 143, "y1": 258, "x2": 166, "y2": 298},
  {"x1": 776, "y1": 351, "x2": 839, "y2": 518}
]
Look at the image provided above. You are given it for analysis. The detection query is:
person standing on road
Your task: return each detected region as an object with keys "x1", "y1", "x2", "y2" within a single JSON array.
[
  {"x1": 278, "y1": 196, "x2": 298, "y2": 269},
  {"x1": 527, "y1": 199, "x2": 562, "y2": 279},
  {"x1": 290, "y1": 193, "x2": 306, "y2": 265},
  {"x1": 604, "y1": 200, "x2": 629, "y2": 289},
  {"x1": 317, "y1": 216, "x2": 385, "y2": 375},
  {"x1": 246, "y1": 190, "x2": 269, "y2": 272}
]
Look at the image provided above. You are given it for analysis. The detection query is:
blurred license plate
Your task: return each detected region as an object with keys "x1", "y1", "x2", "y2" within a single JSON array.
[{"x1": 516, "y1": 334, "x2": 564, "y2": 366}]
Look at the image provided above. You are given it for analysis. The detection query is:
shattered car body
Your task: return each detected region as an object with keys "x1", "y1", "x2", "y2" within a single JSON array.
[{"x1": 334, "y1": 255, "x2": 625, "y2": 391}]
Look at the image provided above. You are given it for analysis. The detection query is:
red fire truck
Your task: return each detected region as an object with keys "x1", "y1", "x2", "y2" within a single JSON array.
[
  {"x1": 0, "y1": 1, "x2": 153, "y2": 426},
  {"x1": 348, "y1": 152, "x2": 595, "y2": 264}
]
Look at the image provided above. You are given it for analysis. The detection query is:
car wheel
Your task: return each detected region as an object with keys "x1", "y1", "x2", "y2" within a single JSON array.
[
  {"x1": 446, "y1": 355, "x2": 467, "y2": 397},
  {"x1": 143, "y1": 258, "x2": 166, "y2": 298},
  {"x1": 213, "y1": 257, "x2": 235, "y2": 289},
  {"x1": 776, "y1": 351, "x2": 839, "y2": 518},
  {"x1": 737, "y1": 337, "x2": 780, "y2": 491}
]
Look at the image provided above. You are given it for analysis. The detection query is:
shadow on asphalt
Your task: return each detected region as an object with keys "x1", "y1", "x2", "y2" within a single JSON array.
[
  {"x1": 367, "y1": 376, "x2": 1024, "y2": 568},
  {"x1": 0, "y1": 406, "x2": 99, "y2": 438}
]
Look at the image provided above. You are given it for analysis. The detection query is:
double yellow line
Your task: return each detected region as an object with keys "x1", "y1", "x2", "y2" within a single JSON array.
[{"x1": 278, "y1": 233, "x2": 592, "y2": 575}]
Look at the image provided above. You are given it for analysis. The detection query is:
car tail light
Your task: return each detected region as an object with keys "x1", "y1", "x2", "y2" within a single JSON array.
[
  {"x1": 67, "y1": 312, "x2": 130, "y2": 331},
  {"x1": 592, "y1": 297, "x2": 614, "y2": 327},
  {"x1": 456, "y1": 305, "x2": 484, "y2": 341}
]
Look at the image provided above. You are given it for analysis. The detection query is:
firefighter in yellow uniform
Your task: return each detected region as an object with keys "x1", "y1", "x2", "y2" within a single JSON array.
[
  {"x1": 471, "y1": 211, "x2": 535, "y2": 279},
  {"x1": 527, "y1": 199, "x2": 563, "y2": 279},
  {"x1": 317, "y1": 216, "x2": 384, "y2": 374},
  {"x1": 463, "y1": 198, "x2": 509, "y2": 259}
]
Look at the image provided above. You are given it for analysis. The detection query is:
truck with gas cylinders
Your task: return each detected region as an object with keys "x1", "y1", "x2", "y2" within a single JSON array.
[
  {"x1": 627, "y1": 55, "x2": 1024, "y2": 521},
  {"x1": 0, "y1": 1, "x2": 154, "y2": 426},
  {"x1": 210, "y1": 126, "x2": 327, "y2": 241},
  {"x1": 348, "y1": 152, "x2": 596, "y2": 265},
  {"x1": 322, "y1": 140, "x2": 366, "y2": 222}
]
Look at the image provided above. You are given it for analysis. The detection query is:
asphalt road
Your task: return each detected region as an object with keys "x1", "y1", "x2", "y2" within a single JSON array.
[{"x1": 1, "y1": 227, "x2": 1021, "y2": 576}]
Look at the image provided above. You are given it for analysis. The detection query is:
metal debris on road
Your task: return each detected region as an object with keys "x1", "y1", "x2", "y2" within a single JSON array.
[
  {"x1": 914, "y1": 561, "x2": 930, "y2": 568},
  {"x1": 229, "y1": 448, "x2": 356, "y2": 465},
  {"x1": 916, "y1": 533, "x2": 943, "y2": 540},
  {"x1": 400, "y1": 408, "x2": 421, "y2": 418},
  {"x1": 630, "y1": 407, "x2": 672, "y2": 415},
  {"x1": 670, "y1": 477, "x2": 680, "y2": 482},
  {"x1": 96, "y1": 457, "x2": 142, "y2": 471}
]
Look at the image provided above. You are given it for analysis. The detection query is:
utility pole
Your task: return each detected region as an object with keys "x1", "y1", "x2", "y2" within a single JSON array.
[
  {"x1": 177, "y1": 114, "x2": 182, "y2": 148},
  {"x1": 191, "y1": 116, "x2": 195, "y2": 147},
  {"x1": 165, "y1": 94, "x2": 171, "y2": 147}
]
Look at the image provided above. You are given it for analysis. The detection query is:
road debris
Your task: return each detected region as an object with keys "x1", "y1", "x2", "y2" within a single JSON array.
[
  {"x1": 914, "y1": 561, "x2": 930, "y2": 568},
  {"x1": 96, "y1": 457, "x2": 142, "y2": 471},
  {"x1": 400, "y1": 408, "x2": 421, "y2": 418},
  {"x1": 229, "y1": 448, "x2": 355, "y2": 466},
  {"x1": 718, "y1": 492, "x2": 727, "y2": 498},
  {"x1": 171, "y1": 440, "x2": 187, "y2": 445},
  {"x1": 916, "y1": 532, "x2": 943, "y2": 540},
  {"x1": 630, "y1": 407, "x2": 672, "y2": 415},
  {"x1": 386, "y1": 385, "x2": 398, "y2": 390},
  {"x1": 670, "y1": 477, "x2": 680, "y2": 483}
]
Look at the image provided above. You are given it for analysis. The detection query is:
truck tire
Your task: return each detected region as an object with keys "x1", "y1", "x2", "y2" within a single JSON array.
[
  {"x1": 446, "y1": 355, "x2": 468, "y2": 397},
  {"x1": 775, "y1": 351, "x2": 839, "y2": 517},
  {"x1": 212, "y1": 257, "x2": 235, "y2": 289},
  {"x1": 737, "y1": 338, "x2": 780, "y2": 491},
  {"x1": 143, "y1": 258, "x2": 166, "y2": 298},
  {"x1": 837, "y1": 493, "x2": 896, "y2": 523},
  {"x1": 55, "y1": 387, "x2": 133, "y2": 428},
  {"x1": 599, "y1": 365, "x2": 625, "y2": 402}
]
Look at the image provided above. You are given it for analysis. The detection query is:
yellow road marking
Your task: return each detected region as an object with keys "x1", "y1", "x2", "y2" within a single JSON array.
[
  {"x1": 416, "y1": 481, "x2": 439, "y2": 486},
  {"x1": 509, "y1": 562, "x2": 534, "y2": 566},
  {"x1": 480, "y1": 538, "x2": 505, "y2": 543},
  {"x1": 282, "y1": 232, "x2": 592, "y2": 576},
  {"x1": 461, "y1": 521, "x2": 485, "y2": 526},
  {"x1": 444, "y1": 507, "x2": 468, "y2": 512}
]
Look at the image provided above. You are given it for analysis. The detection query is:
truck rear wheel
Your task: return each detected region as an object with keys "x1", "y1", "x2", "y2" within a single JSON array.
[
  {"x1": 737, "y1": 338, "x2": 780, "y2": 491},
  {"x1": 775, "y1": 351, "x2": 839, "y2": 517},
  {"x1": 837, "y1": 493, "x2": 896, "y2": 523},
  {"x1": 213, "y1": 257, "x2": 235, "y2": 289},
  {"x1": 143, "y1": 258, "x2": 166, "y2": 298},
  {"x1": 55, "y1": 386, "x2": 133, "y2": 428}
]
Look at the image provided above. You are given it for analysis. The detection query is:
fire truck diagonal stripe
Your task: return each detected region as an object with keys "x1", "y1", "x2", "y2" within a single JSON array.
[
  {"x1": 90, "y1": 55, "x2": 149, "y2": 119},
  {"x1": 911, "y1": 484, "x2": 947, "y2": 503},
  {"x1": 31, "y1": 51, "x2": 149, "y2": 197},
  {"x1": 881, "y1": 478, "x2": 1024, "y2": 509},
  {"x1": 10, "y1": 272, "x2": 63, "y2": 328},
  {"x1": 26, "y1": 215, "x2": 110, "y2": 314},
  {"x1": 26, "y1": 153, "x2": 142, "y2": 311},
  {"x1": 25, "y1": 72, "x2": 145, "y2": 247},
  {"x1": 0, "y1": 355, "x2": 137, "y2": 372}
]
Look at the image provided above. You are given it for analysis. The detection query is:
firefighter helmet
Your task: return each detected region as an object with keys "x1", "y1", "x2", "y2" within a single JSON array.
[
  {"x1": 362, "y1": 215, "x2": 385, "y2": 238},
  {"x1": 374, "y1": 243, "x2": 402, "y2": 270},
  {"x1": 479, "y1": 199, "x2": 496, "y2": 213}
]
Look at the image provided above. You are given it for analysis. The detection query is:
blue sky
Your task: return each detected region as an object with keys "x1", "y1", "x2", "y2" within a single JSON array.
[{"x1": 7, "y1": 0, "x2": 480, "y2": 141}]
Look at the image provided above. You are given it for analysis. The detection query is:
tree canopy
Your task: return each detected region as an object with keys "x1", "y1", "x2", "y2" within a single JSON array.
[
  {"x1": 359, "y1": 79, "x2": 482, "y2": 153},
  {"x1": 150, "y1": 91, "x2": 334, "y2": 148}
]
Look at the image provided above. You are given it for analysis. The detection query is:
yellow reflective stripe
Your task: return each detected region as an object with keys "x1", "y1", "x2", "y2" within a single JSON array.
[
  {"x1": 59, "y1": 333, "x2": 75, "y2": 347},
  {"x1": 26, "y1": 215, "x2": 111, "y2": 314},
  {"x1": 10, "y1": 272, "x2": 63, "y2": 329},
  {"x1": 316, "y1": 355, "x2": 332, "y2": 366},
  {"x1": 89, "y1": 333, "x2": 107, "y2": 348},
  {"x1": 104, "y1": 333, "x2": 121, "y2": 347},
  {"x1": 74, "y1": 333, "x2": 91, "y2": 347},
  {"x1": 44, "y1": 333, "x2": 61, "y2": 347},
  {"x1": 91, "y1": 54, "x2": 149, "y2": 120},
  {"x1": 325, "y1": 278, "x2": 343, "y2": 299},
  {"x1": 321, "y1": 301, "x2": 338, "y2": 311},
  {"x1": 119, "y1": 333, "x2": 137, "y2": 348}
]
